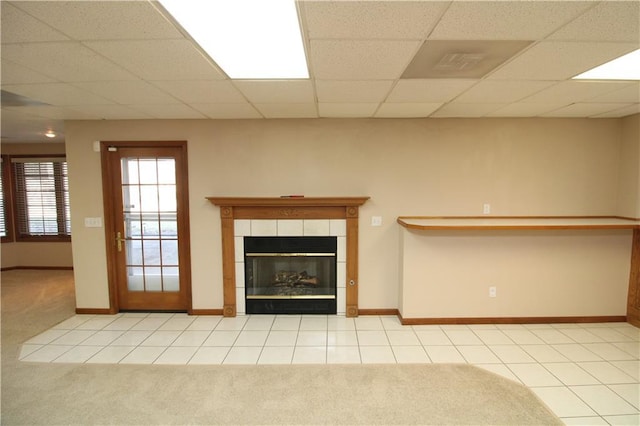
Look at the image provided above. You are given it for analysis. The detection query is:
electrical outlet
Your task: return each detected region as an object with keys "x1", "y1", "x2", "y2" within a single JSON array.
[
  {"x1": 483, "y1": 203, "x2": 491, "y2": 215},
  {"x1": 489, "y1": 286, "x2": 497, "y2": 298},
  {"x1": 371, "y1": 216, "x2": 383, "y2": 227},
  {"x1": 84, "y1": 217, "x2": 103, "y2": 228}
]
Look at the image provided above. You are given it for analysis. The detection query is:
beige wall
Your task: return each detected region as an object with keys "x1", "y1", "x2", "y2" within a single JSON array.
[
  {"x1": 399, "y1": 228, "x2": 632, "y2": 319},
  {"x1": 618, "y1": 113, "x2": 640, "y2": 218},
  {"x1": 64, "y1": 117, "x2": 631, "y2": 312},
  {"x1": 0, "y1": 143, "x2": 74, "y2": 269}
]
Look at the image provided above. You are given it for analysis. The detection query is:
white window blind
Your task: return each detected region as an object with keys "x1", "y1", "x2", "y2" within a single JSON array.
[{"x1": 12, "y1": 157, "x2": 71, "y2": 238}]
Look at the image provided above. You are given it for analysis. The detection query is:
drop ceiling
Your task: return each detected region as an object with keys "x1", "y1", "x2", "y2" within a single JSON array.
[{"x1": 1, "y1": 0, "x2": 639, "y2": 143}]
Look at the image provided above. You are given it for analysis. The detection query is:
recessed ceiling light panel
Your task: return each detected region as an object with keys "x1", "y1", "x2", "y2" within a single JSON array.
[
  {"x1": 573, "y1": 49, "x2": 640, "y2": 80},
  {"x1": 159, "y1": 0, "x2": 309, "y2": 79}
]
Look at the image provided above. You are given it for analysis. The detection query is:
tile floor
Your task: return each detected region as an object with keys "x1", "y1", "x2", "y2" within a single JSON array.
[{"x1": 19, "y1": 313, "x2": 640, "y2": 425}]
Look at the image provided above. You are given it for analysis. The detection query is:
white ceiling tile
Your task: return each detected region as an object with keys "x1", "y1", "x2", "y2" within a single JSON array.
[
  {"x1": 85, "y1": 40, "x2": 225, "y2": 81},
  {"x1": 315, "y1": 80, "x2": 394, "y2": 103},
  {"x1": 548, "y1": 1, "x2": 640, "y2": 42},
  {"x1": 1, "y1": 42, "x2": 137, "y2": 82},
  {"x1": 0, "y1": 108, "x2": 65, "y2": 142},
  {"x1": 431, "y1": 103, "x2": 506, "y2": 117},
  {"x1": 14, "y1": 1, "x2": 183, "y2": 41},
  {"x1": 522, "y1": 81, "x2": 634, "y2": 104},
  {"x1": 318, "y1": 103, "x2": 379, "y2": 118},
  {"x1": 128, "y1": 104, "x2": 206, "y2": 119},
  {"x1": 151, "y1": 81, "x2": 245, "y2": 104},
  {"x1": 0, "y1": 2, "x2": 69, "y2": 44},
  {"x1": 3, "y1": 83, "x2": 114, "y2": 106},
  {"x1": 486, "y1": 103, "x2": 568, "y2": 117},
  {"x1": 488, "y1": 41, "x2": 639, "y2": 80},
  {"x1": 310, "y1": 40, "x2": 421, "y2": 80},
  {"x1": 387, "y1": 79, "x2": 477, "y2": 103},
  {"x1": 455, "y1": 81, "x2": 557, "y2": 103},
  {"x1": 375, "y1": 103, "x2": 442, "y2": 118},
  {"x1": 3, "y1": 105, "x2": 99, "y2": 120},
  {"x1": 541, "y1": 103, "x2": 634, "y2": 117},
  {"x1": 73, "y1": 81, "x2": 179, "y2": 105},
  {"x1": 1, "y1": 60, "x2": 57, "y2": 85},
  {"x1": 64, "y1": 105, "x2": 153, "y2": 120},
  {"x1": 234, "y1": 81, "x2": 315, "y2": 103},
  {"x1": 302, "y1": 1, "x2": 449, "y2": 39},
  {"x1": 190, "y1": 103, "x2": 262, "y2": 119},
  {"x1": 430, "y1": 1, "x2": 593, "y2": 40},
  {"x1": 253, "y1": 103, "x2": 318, "y2": 119},
  {"x1": 592, "y1": 104, "x2": 640, "y2": 118},
  {"x1": 584, "y1": 83, "x2": 640, "y2": 104}
]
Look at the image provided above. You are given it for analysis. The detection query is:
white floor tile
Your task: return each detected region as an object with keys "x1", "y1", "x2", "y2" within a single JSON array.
[
  {"x1": 577, "y1": 362, "x2": 637, "y2": 384},
  {"x1": 272, "y1": 316, "x2": 301, "y2": 331},
  {"x1": 19, "y1": 344, "x2": 44, "y2": 359},
  {"x1": 501, "y1": 329, "x2": 545, "y2": 345},
  {"x1": 78, "y1": 330, "x2": 124, "y2": 346},
  {"x1": 415, "y1": 330, "x2": 452, "y2": 346},
  {"x1": 171, "y1": 330, "x2": 211, "y2": 347},
  {"x1": 476, "y1": 364, "x2": 521, "y2": 383},
  {"x1": 356, "y1": 330, "x2": 389, "y2": 346},
  {"x1": 188, "y1": 347, "x2": 229, "y2": 365},
  {"x1": 327, "y1": 346, "x2": 361, "y2": 364},
  {"x1": 488, "y1": 345, "x2": 536, "y2": 363},
  {"x1": 531, "y1": 328, "x2": 576, "y2": 344},
  {"x1": 299, "y1": 316, "x2": 328, "y2": 330},
  {"x1": 75, "y1": 317, "x2": 117, "y2": 330},
  {"x1": 158, "y1": 317, "x2": 195, "y2": 331},
  {"x1": 570, "y1": 385, "x2": 638, "y2": 416},
  {"x1": 292, "y1": 346, "x2": 326, "y2": 364},
  {"x1": 140, "y1": 330, "x2": 181, "y2": 346},
  {"x1": 582, "y1": 343, "x2": 637, "y2": 361},
  {"x1": 354, "y1": 316, "x2": 383, "y2": 330},
  {"x1": 507, "y1": 363, "x2": 563, "y2": 387},
  {"x1": 560, "y1": 329, "x2": 605, "y2": 344},
  {"x1": 53, "y1": 346, "x2": 103, "y2": 363},
  {"x1": 560, "y1": 416, "x2": 608, "y2": 425},
  {"x1": 603, "y1": 414, "x2": 640, "y2": 425},
  {"x1": 552, "y1": 344, "x2": 603, "y2": 362},
  {"x1": 327, "y1": 330, "x2": 358, "y2": 346},
  {"x1": 381, "y1": 316, "x2": 404, "y2": 330},
  {"x1": 202, "y1": 330, "x2": 240, "y2": 347},
  {"x1": 25, "y1": 329, "x2": 69, "y2": 345},
  {"x1": 22, "y1": 345, "x2": 73, "y2": 362},
  {"x1": 531, "y1": 386, "x2": 597, "y2": 418},
  {"x1": 360, "y1": 346, "x2": 396, "y2": 364},
  {"x1": 102, "y1": 317, "x2": 142, "y2": 331},
  {"x1": 51, "y1": 330, "x2": 95, "y2": 345},
  {"x1": 542, "y1": 362, "x2": 600, "y2": 386},
  {"x1": 244, "y1": 315, "x2": 275, "y2": 330},
  {"x1": 296, "y1": 331, "x2": 327, "y2": 346},
  {"x1": 258, "y1": 346, "x2": 294, "y2": 364},
  {"x1": 110, "y1": 330, "x2": 153, "y2": 346},
  {"x1": 52, "y1": 316, "x2": 91, "y2": 330},
  {"x1": 586, "y1": 328, "x2": 634, "y2": 343},
  {"x1": 327, "y1": 316, "x2": 355, "y2": 331},
  {"x1": 86, "y1": 346, "x2": 134, "y2": 364},
  {"x1": 608, "y1": 384, "x2": 640, "y2": 410},
  {"x1": 612, "y1": 342, "x2": 640, "y2": 358},
  {"x1": 235, "y1": 330, "x2": 269, "y2": 346},
  {"x1": 215, "y1": 316, "x2": 248, "y2": 331},
  {"x1": 223, "y1": 346, "x2": 262, "y2": 364},
  {"x1": 187, "y1": 316, "x2": 222, "y2": 331},
  {"x1": 521, "y1": 344, "x2": 570, "y2": 363},
  {"x1": 424, "y1": 346, "x2": 465, "y2": 363},
  {"x1": 154, "y1": 347, "x2": 198, "y2": 364},
  {"x1": 457, "y1": 345, "x2": 501, "y2": 364},
  {"x1": 444, "y1": 330, "x2": 483, "y2": 345},
  {"x1": 610, "y1": 360, "x2": 640, "y2": 381},
  {"x1": 386, "y1": 330, "x2": 420, "y2": 346},
  {"x1": 473, "y1": 329, "x2": 514, "y2": 345},
  {"x1": 130, "y1": 317, "x2": 169, "y2": 331},
  {"x1": 120, "y1": 346, "x2": 165, "y2": 364},
  {"x1": 265, "y1": 330, "x2": 298, "y2": 346},
  {"x1": 392, "y1": 346, "x2": 430, "y2": 363}
]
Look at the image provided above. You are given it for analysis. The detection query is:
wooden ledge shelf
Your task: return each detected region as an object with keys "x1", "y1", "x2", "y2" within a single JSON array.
[
  {"x1": 207, "y1": 197, "x2": 370, "y2": 207},
  {"x1": 397, "y1": 216, "x2": 640, "y2": 231}
]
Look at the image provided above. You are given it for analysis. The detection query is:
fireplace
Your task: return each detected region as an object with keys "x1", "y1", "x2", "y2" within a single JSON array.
[
  {"x1": 244, "y1": 236, "x2": 337, "y2": 314},
  {"x1": 206, "y1": 197, "x2": 369, "y2": 317}
]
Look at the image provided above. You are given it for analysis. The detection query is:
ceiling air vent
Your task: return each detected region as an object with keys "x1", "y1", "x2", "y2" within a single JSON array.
[{"x1": 401, "y1": 40, "x2": 532, "y2": 79}]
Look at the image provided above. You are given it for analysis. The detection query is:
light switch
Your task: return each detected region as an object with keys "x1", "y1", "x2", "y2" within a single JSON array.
[{"x1": 84, "y1": 217, "x2": 103, "y2": 228}]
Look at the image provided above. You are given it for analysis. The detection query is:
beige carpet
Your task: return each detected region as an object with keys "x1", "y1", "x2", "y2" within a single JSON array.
[{"x1": 1, "y1": 270, "x2": 562, "y2": 425}]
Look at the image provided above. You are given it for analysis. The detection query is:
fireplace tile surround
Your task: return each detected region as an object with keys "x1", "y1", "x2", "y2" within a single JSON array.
[
  {"x1": 207, "y1": 197, "x2": 370, "y2": 317},
  {"x1": 234, "y1": 219, "x2": 346, "y2": 315}
]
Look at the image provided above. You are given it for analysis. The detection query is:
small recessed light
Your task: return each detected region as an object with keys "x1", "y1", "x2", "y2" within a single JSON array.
[{"x1": 45, "y1": 130, "x2": 56, "y2": 138}]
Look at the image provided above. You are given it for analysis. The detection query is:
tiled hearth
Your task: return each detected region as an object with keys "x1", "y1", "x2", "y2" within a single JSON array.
[{"x1": 233, "y1": 219, "x2": 347, "y2": 314}]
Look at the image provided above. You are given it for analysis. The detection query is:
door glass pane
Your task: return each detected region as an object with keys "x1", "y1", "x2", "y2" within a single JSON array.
[{"x1": 121, "y1": 157, "x2": 180, "y2": 294}]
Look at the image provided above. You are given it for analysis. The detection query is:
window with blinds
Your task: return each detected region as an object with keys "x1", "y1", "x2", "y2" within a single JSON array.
[
  {"x1": 0, "y1": 157, "x2": 7, "y2": 239},
  {"x1": 12, "y1": 157, "x2": 71, "y2": 240}
]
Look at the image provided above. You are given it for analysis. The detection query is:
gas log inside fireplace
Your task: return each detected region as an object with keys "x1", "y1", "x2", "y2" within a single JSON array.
[{"x1": 244, "y1": 236, "x2": 337, "y2": 314}]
